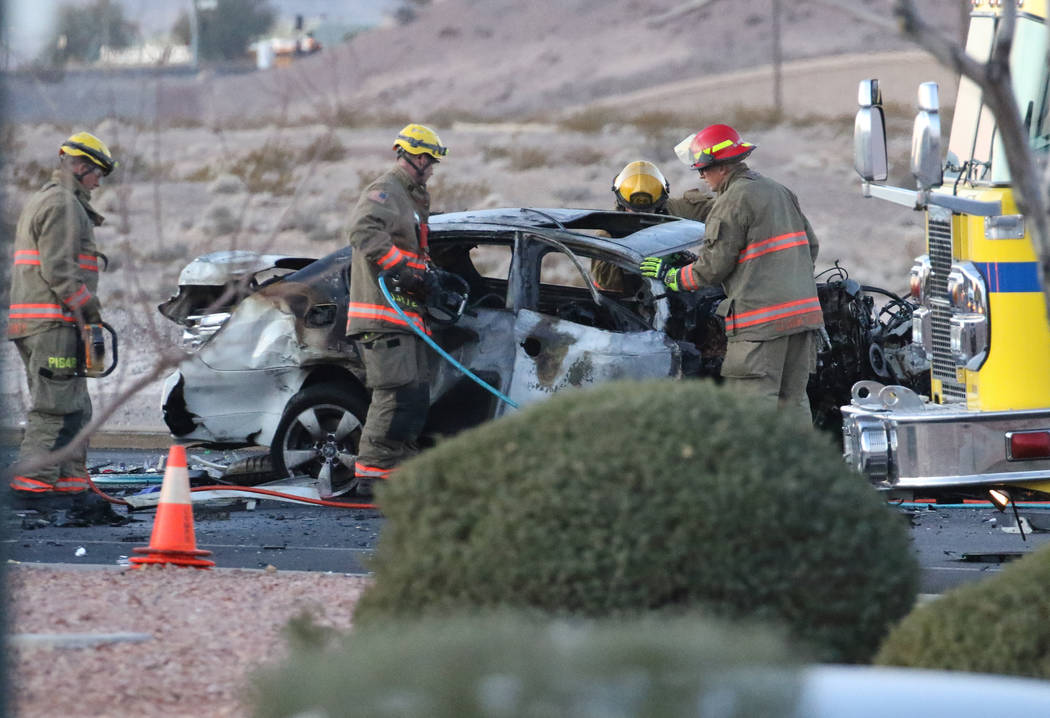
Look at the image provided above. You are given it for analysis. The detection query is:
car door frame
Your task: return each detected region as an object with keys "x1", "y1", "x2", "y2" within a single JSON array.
[{"x1": 499, "y1": 230, "x2": 681, "y2": 416}]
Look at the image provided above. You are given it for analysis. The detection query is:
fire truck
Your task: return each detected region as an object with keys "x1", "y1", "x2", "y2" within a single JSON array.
[{"x1": 842, "y1": 0, "x2": 1050, "y2": 501}]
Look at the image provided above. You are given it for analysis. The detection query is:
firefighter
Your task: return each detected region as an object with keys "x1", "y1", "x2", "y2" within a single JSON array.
[
  {"x1": 640, "y1": 124, "x2": 823, "y2": 422},
  {"x1": 7, "y1": 132, "x2": 116, "y2": 503},
  {"x1": 594, "y1": 160, "x2": 715, "y2": 292},
  {"x1": 343, "y1": 123, "x2": 447, "y2": 498},
  {"x1": 611, "y1": 159, "x2": 713, "y2": 220}
]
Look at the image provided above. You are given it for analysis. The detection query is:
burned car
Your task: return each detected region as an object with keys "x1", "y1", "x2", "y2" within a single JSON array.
[{"x1": 158, "y1": 208, "x2": 927, "y2": 486}]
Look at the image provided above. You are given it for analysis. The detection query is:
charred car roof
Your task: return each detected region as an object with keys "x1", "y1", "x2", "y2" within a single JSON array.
[{"x1": 429, "y1": 207, "x2": 705, "y2": 261}]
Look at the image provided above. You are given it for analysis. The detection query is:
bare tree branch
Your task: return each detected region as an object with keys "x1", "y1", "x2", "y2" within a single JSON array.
[
  {"x1": 895, "y1": 0, "x2": 1050, "y2": 318},
  {"x1": 892, "y1": 0, "x2": 990, "y2": 81}
]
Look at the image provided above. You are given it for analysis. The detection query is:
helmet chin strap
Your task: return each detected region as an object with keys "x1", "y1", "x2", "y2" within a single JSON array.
[
  {"x1": 65, "y1": 157, "x2": 96, "y2": 184},
  {"x1": 403, "y1": 152, "x2": 433, "y2": 184}
]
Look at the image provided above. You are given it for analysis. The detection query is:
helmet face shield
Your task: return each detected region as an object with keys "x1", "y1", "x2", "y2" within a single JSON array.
[{"x1": 674, "y1": 134, "x2": 695, "y2": 167}]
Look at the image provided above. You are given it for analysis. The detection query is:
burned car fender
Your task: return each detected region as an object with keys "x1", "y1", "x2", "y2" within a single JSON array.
[{"x1": 162, "y1": 360, "x2": 312, "y2": 446}]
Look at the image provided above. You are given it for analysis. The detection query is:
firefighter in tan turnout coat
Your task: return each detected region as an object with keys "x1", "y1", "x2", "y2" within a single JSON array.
[
  {"x1": 641, "y1": 124, "x2": 823, "y2": 422},
  {"x1": 343, "y1": 124, "x2": 447, "y2": 498},
  {"x1": 7, "y1": 132, "x2": 116, "y2": 501}
]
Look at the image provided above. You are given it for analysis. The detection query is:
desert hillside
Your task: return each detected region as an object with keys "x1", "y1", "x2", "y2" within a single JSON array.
[{"x1": 0, "y1": 0, "x2": 966, "y2": 433}]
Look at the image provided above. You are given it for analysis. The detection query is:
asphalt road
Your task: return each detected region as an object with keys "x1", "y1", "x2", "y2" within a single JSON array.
[{"x1": 4, "y1": 446, "x2": 1049, "y2": 592}]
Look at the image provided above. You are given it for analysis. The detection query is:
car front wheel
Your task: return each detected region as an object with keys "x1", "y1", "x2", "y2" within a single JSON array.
[{"x1": 271, "y1": 385, "x2": 366, "y2": 487}]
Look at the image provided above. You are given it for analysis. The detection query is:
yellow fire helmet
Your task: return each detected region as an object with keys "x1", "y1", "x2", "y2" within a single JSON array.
[
  {"x1": 612, "y1": 160, "x2": 670, "y2": 212},
  {"x1": 59, "y1": 131, "x2": 117, "y2": 176},
  {"x1": 392, "y1": 124, "x2": 448, "y2": 161}
]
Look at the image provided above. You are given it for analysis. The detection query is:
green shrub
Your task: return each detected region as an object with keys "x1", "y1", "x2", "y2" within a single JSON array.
[
  {"x1": 250, "y1": 612, "x2": 804, "y2": 718},
  {"x1": 354, "y1": 379, "x2": 918, "y2": 663},
  {"x1": 229, "y1": 145, "x2": 296, "y2": 195},
  {"x1": 876, "y1": 542, "x2": 1050, "y2": 678},
  {"x1": 183, "y1": 165, "x2": 217, "y2": 182},
  {"x1": 12, "y1": 160, "x2": 52, "y2": 191},
  {"x1": 507, "y1": 147, "x2": 552, "y2": 170},
  {"x1": 428, "y1": 177, "x2": 492, "y2": 212},
  {"x1": 107, "y1": 145, "x2": 173, "y2": 183},
  {"x1": 628, "y1": 110, "x2": 694, "y2": 140},
  {"x1": 558, "y1": 107, "x2": 612, "y2": 133},
  {"x1": 563, "y1": 145, "x2": 606, "y2": 166},
  {"x1": 300, "y1": 132, "x2": 347, "y2": 163}
]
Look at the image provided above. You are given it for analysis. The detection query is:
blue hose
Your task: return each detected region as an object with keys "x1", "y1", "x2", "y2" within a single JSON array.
[{"x1": 377, "y1": 274, "x2": 520, "y2": 409}]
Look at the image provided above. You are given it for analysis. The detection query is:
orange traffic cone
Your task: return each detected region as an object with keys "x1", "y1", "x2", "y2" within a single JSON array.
[{"x1": 130, "y1": 445, "x2": 215, "y2": 569}]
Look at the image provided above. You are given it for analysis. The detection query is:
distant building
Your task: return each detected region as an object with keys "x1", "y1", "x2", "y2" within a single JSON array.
[{"x1": 99, "y1": 43, "x2": 192, "y2": 67}]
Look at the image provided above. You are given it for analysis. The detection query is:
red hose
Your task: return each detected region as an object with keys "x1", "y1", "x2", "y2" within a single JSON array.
[
  {"x1": 86, "y1": 475, "x2": 131, "y2": 506},
  {"x1": 85, "y1": 476, "x2": 375, "y2": 510},
  {"x1": 189, "y1": 484, "x2": 376, "y2": 509}
]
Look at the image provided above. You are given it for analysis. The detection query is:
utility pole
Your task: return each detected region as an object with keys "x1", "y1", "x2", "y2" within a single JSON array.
[
  {"x1": 190, "y1": 0, "x2": 217, "y2": 71},
  {"x1": 772, "y1": 0, "x2": 783, "y2": 119},
  {"x1": 189, "y1": 0, "x2": 199, "y2": 70}
]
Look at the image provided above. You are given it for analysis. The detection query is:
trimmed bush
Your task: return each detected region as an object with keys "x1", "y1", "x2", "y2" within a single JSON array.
[
  {"x1": 876, "y1": 542, "x2": 1050, "y2": 678},
  {"x1": 355, "y1": 379, "x2": 918, "y2": 663},
  {"x1": 251, "y1": 612, "x2": 803, "y2": 718}
]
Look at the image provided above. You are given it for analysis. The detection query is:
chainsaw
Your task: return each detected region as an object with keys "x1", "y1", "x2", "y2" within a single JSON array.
[{"x1": 75, "y1": 321, "x2": 118, "y2": 378}]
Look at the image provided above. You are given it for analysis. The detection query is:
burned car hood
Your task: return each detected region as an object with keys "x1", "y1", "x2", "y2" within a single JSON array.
[
  {"x1": 175, "y1": 249, "x2": 314, "y2": 286},
  {"x1": 158, "y1": 249, "x2": 316, "y2": 324}
]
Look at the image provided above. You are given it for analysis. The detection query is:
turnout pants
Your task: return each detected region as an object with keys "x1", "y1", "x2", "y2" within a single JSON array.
[
  {"x1": 11, "y1": 326, "x2": 92, "y2": 493},
  {"x1": 719, "y1": 330, "x2": 817, "y2": 426},
  {"x1": 353, "y1": 332, "x2": 430, "y2": 481}
]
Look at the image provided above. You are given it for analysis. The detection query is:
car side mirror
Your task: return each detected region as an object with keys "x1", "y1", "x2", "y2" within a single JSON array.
[
  {"x1": 911, "y1": 82, "x2": 943, "y2": 190},
  {"x1": 854, "y1": 79, "x2": 888, "y2": 182}
]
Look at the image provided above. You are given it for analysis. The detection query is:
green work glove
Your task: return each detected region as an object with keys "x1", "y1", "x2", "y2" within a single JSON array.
[
  {"x1": 639, "y1": 256, "x2": 682, "y2": 292},
  {"x1": 639, "y1": 256, "x2": 667, "y2": 280}
]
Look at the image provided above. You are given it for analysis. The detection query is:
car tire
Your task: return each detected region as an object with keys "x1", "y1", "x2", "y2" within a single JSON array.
[{"x1": 271, "y1": 385, "x2": 366, "y2": 487}]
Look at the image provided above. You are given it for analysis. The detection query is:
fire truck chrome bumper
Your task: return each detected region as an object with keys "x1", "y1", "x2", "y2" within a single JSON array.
[{"x1": 842, "y1": 394, "x2": 1050, "y2": 489}]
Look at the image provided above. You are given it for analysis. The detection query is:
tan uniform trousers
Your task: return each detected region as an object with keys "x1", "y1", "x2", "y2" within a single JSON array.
[
  {"x1": 353, "y1": 332, "x2": 430, "y2": 480},
  {"x1": 12, "y1": 326, "x2": 92, "y2": 489},
  {"x1": 720, "y1": 330, "x2": 817, "y2": 426}
]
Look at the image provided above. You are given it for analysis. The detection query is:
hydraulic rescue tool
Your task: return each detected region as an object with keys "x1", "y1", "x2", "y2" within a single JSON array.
[{"x1": 76, "y1": 321, "x2": 118, "y2": 378}]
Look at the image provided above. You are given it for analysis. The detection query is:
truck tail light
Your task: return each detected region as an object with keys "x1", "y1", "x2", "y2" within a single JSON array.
[{"x1": 1006, "y1": 430, "x2": 1050, "y2": 461}]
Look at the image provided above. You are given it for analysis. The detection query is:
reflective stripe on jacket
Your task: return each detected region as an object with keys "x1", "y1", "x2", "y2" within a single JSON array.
[
  {"x1": 7, "y1": 170, "x2": 104, "y2": 339},
  {"x1": 346, "y1": 302, "x2": 429, "y2": 335},
  {"x1": 679, "y1": 163, "x2": 823, "y2": 342},
  {"x1": 345, "y1": 165, "x2": 431, "y2": 336}
]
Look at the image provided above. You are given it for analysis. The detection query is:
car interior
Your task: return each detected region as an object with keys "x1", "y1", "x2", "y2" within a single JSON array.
[{"x1": 431, "y1": 236, "x2": 656, "y2": 333}]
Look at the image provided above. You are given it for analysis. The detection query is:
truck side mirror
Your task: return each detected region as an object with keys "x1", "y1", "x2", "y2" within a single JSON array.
[
  {"x1": 911, "y1": 82, "x2": 943, "y2": 190},
  {"x1": 854, "y1": 79, "x2": 888, "y2": 182}
]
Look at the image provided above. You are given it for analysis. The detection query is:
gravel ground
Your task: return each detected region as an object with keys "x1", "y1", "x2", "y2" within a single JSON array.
[{"x1": 7, "y1": 564, "x2": 370, "y2": 717}]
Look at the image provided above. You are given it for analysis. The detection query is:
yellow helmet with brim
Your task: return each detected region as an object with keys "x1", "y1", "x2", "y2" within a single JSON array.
[
  {"x1": 393, "y1": 124, "x2": 448, "y2": 160},
  {"x1": 60, "y1": 132, "x2": 117, "y2": 176}
]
